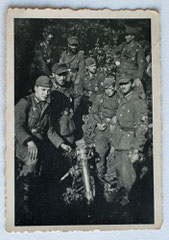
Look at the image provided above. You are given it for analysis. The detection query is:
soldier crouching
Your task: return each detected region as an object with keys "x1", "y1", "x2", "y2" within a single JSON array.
[{"x1": 15, "y1": 76, "x2": 72, "y2": 223}]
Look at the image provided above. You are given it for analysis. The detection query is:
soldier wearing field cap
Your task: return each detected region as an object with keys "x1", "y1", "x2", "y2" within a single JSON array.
[
  {"x1": 50, "y1": 62, "x2": 76, "y2": 145},
  {"x1": 114, "y1": 25, "x2": 146, "y2": 99},
  {"x1": 112, "y1": 73, "x2": 148, "y2": 201},
  {"x1": 15, "y1": 75, "x2": 71, "y2": 221},
  {"x1": 52, "y1": 62, "x2": 81, "y2": 112},
  {"x1": 59, "y1": 36, "x2": 85, "y2": 84},
  {"x1": 80, "y1": 57, "x2": 105, "y2": 112},
  {"x1": 30, "y1": 26, "x2": 55, "y2": 88},
  {"x1": 89, "y1": 76, "x2": 119, "y2": 179}
]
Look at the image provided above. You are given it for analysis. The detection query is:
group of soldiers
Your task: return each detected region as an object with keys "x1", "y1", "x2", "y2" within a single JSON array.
[{"x1": 15, "y1": 24, "x2": 151, "y2": 221}]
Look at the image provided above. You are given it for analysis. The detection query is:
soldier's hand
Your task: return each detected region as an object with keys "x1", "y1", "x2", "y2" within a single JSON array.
[
  {"x1": 97, "y1": 123, "x2": 107, "y2": 131},
  {"x1": 128, "y1": 149, "x2": 139, "y2": 164},
  {"x1": 60, "y1": 143, "x2": 72, "y2": 153},
  {"x1": 27, "y1": 141, "x2": 38, "y2": 161}
]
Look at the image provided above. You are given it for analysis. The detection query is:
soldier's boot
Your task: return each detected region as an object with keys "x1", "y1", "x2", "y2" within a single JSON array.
[
  {"x1": 103, "y1": 182, "x2": 118, "y2": 203},
  {"x1": 120, "y1": 190, "x2": 130, "y2": 206}
]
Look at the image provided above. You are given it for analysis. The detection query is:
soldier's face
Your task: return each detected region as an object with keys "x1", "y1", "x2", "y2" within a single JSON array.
[
  {"x1": 54, "y1": 73, "x2": 67, "y2": 86},
  {"x1": 87, "y1": 64, "x2": 97, "y2": 74},
  {"x1": 34, "y1": 86, "x2": 51, "y2": 101},
  {"x1": 125, "y1": 34, "x2": 134, "y2": 43},
  {"x1": 68, "y1": 44, "x2": 78, "y2": 53},
  {"x1": 105, "y1": 86, "x2": 115, "y2": 97},
  {"x1": 119, "y1": 80, "x2": 132, "y2": 95}
]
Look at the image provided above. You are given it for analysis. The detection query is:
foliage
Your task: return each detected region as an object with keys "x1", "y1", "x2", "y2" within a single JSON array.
[{"x1": 15, "y1": 18, "x2": 151, "y2": 101}]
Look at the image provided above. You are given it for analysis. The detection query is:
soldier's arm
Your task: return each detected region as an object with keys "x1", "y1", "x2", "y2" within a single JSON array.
[
  {"x1": 89, "y1": 95, "x2": 102, "y2": 126},
  {"x1": 131, "y1": 98, "x2": 148, "y2": 151},
  {"x1": 15, "y1": 99, "x2": 33, "y2": 145},
  {"x1": 48, "y1": 128, "x2": 72, "y2": 152},
  {"x1": 73, "y1": 73, "x2": 83, "y2": 110},
  {"x1": 136, "y1": 46, "x2": 146, "y2": 80},
  {"x1": 34, "y1": 43, "x2": 51, "y2": 76},
  {"x1": 59, "y1": 51, "x2": 66, "y2": 63},
  {"x1": 78, "y1": 51, "x2": 85, "y2": 78},
  {"x1": 97, "y1": 72, "x2": 105, "y2": 94},
  {"x1": 47, "y1": 127, "x2": 65, "y2": 149}
]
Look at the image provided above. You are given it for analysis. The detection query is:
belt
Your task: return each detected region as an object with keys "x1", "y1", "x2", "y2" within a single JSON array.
[{"x1": 120, "y1": 126, "x2": 134, "y2": 132}]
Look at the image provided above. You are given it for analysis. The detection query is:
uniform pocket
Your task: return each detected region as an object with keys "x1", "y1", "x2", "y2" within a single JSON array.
[{"x1": 28, "y1": 107, "x2": 40, "y2": 127}]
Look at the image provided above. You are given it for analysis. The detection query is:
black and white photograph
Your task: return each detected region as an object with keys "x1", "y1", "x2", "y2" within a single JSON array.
[{"x1": 6, "y1": 8, "x2": 161, "y2": 232}]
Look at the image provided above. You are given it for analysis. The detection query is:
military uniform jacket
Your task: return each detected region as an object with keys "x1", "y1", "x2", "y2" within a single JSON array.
[
  {"x1": 32, "y1": 40, "x2": 52, "y2": 76},
  {"x1": 90, "y1": 92, "x2": 119, "y2": 126},
  {"x1": 112, "y1": 91, "x2": 148, "y2": 151},
  {"x1": 81, "y1": 71, "x2": 105, "y2": 103},
  {"x1": 15, "y1": 93, "x2": 64, "y2": 159},
  {"x1": 50, "y1": 84, "x2": 75, "y2": 138},
  {"x1": 59, "y1": 50, "x2": 85, "y2": 77},
  {"x1": 114, "y1": 40, "x2": 145, "y2": 80}
]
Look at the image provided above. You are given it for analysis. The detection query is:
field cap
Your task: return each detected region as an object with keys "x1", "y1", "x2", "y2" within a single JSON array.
[
  {"x1": 68, "y1": 36, "x2": 78, "y2": 45},
  {"x1": 52, "y1": 63, "x2": 68, "y2": 75},
  {"x1": 117, "y1": 73, "x2": 133, "y2": 84},
  {"x1": 35, "y1": 76, "x2": 52, "y2": 88},
  {"x1": 85, "y1": 57, "x2": 96, "y2": 67},
  {"x1": 104, "y1": 77, "x2": 115, "y2": 88}
]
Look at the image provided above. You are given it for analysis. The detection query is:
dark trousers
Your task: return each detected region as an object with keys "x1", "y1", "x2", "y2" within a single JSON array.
[{"x1": 95, "y1": 128, "x2": 111, "y2": 176}]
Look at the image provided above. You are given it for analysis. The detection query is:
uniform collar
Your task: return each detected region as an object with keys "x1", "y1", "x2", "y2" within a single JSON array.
[
  {"x1": 125, "y1": 91, "x2": 133, "y2": 101},
  {"x1": 123, "y1": 90, "x2": 138, "y2": 103},
  {"x1": 103, "y1": 91, "x2": 116, "y2": 100},
  {"x1": 67, "y1": 50, "x2": 72, "y2": 56},
  {"x1": 52, "y1": 83, "x2": 66, "y2": 92},
  {"x1": 33, "y1": 93, "x2": 50, "y2": 104},
  {"x1": 67, "y1": 50, "x2": 77, "y2": 57},
  {"x1": 85, "y1": 71, "x2": 97, "y2": 79}
]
